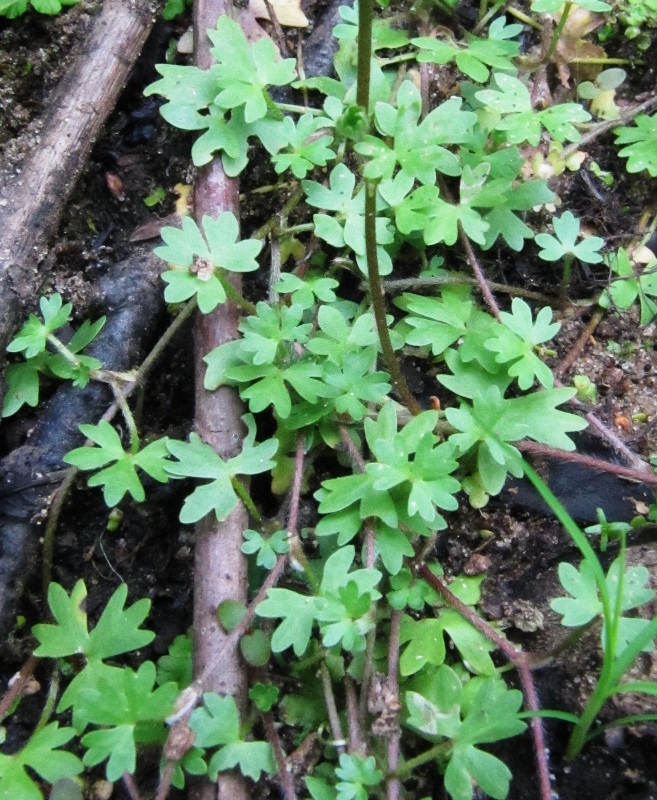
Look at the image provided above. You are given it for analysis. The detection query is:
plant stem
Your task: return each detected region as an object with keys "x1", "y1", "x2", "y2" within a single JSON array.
[
  {"x1": 112, "y1": 385, "x2": 140, "y2": 454},
  {"x1": 382, "y1": 275, "x2": 557, "y2": 304},
  {"x1": 218, "y1": 274, "x2": 257, "y2": 315},
  {"x1": 34, "y1": 668, "x2": 60, "y2": 734},
  {"x1": 474, "y1": 0, "x2": 506, "y2": 33},
  {"x1": 263, "y1": 711, "x2": 298, "y2": 800},
  {"x1": 560, "y1": 253, "x2": 574, "y2": 307},
  {"x1": 386, "y1": 609, "x2": 402, "y2": 800},
  {"x1": 544, "y1": 1, "x2": 572, "y2": 64},
  {"x1": 392, "y1": 742, "x2": 452, "y2": 778},
  {"x1": 0, "y1": 656, "x2": 38, "y2": 723},
  {"x1": 562, "y1": 92, "x2": 657, "y2": 159},
  {"x1": 321, "y1": 661, "x2": 347, "y2": 752},
  {"x1": 231, "y1": 476, "x2": 262, "y2": 522},
  {"x1": 276, "y1": 102, "x2": 322, "y2": 116},
  {"x1": 569, "y1": 57, "x2": 632, "y2": 65},
  {"x1": 276, "y1": 223, "x2": 315, "y2": 237},
  {"x1": 364, "y1": 180, "x2": 422, "y2": 416},
  {"x1": 46, "y1": 333, "x2": 80, "y2": 368},
  {"x1": 356, "y1": 0, "x2": 373, "y2": 111},
  {"x1": 254, "y1": 186, "x2": 305, "y2": 240},
  {"x1": 418, "y1": 566, "x2": 553, "y2": 800},
  {"x1": 507, "y1": 5, "x2": 542, "y2": 29}
]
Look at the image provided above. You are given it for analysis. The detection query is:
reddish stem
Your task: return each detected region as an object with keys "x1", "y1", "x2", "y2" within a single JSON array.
[{"x1": 417, "y1": 566, "x2": 552, "y2": 800}]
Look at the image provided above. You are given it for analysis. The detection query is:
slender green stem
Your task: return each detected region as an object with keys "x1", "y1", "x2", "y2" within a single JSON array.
[
  {"x1": 560, "y1": 253, "x2": 573, "y2": 307},
  {"x1": 364, "y1": 180, "x2": 421, "y2": 416},
  {"x1": 474, "y1": 0, "x2": 506, "y2": 33},
  {"x1": 545, "y1": 1, "x2": 572, "y2": 64},
  {"x1": 392, "y1": 742, "x2": 451, "y2": 778},
  {"x1": 218, "y1": 274, "x2": 257, "y2": 316},
  {"x1": 138, "y1": 299, "x2": 197, "y2": 382},
  {"x1": 41, "y1": 468, "x2": 78, "y2": 593},
  {"x1": 276, "y1": 223, "x2": 315, "y2": 237},
  {"x1": 356, "y1": 0, "x2": 373, "y2": 110},
  {"x1": 34, "y1": 668, "x2": 60, "y2": 734},
  {"x1": 254, "y1": 186, "x2": 305, "y2": 240},
  {"x1": 46, "y1": 333, "x2": 80, "y2": 368},
  {"x1": 231, "y1": 477, "x2": 262, "y2": 523},
  {"x1": 113, "y1": 387, "x2": 140, "y2": 454},
  {"x1": 507, "y1": 5, "x2": 542, "y2": 30},
  {"x1": 569, "y1": 57, "x2": 633, "y2": 65},
  {"x1": 276, "y1": 102, "x2": 322, "y2": 116},
  {"x1": 378, "y1": 53, "x2": 416, "y2": 67},
  {"x1": 478, "y1": 0, "x2": 489, "y2": 25}
]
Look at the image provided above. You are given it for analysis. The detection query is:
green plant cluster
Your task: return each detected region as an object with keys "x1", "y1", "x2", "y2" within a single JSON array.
[
  {"x1": 0, "y1": 0, "x2": 77, "y2": 18},
  {"x1": 3, "y1": 3, "x2": 657, "y2": 800}
]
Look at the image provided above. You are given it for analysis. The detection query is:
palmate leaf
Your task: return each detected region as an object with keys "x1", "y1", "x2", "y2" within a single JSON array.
[
  {"x1": 33, "y1": 581, "x2": 154, "y2": 661},
  {"x1": 412, "y1": 23, "x2": 520, "y2": 83},
  {"x1": 165, "y1": 416, "x2": 277, "y2": 523},
  {"x1": 484, "y1": 298, "x2": 561, "y2": 390},
  {"x1": 476, "y1": 74, "x2": 591, "y2": 146},
  {"x1": 614, "y1": 114, "x2": 657, "y2": 177},
  {"x1": 0, "y1": 723, "x2": 82, "y2": 800},
  {"x1": 445, "y1": 385, "x2": 586, "y2": 494},
  {"x1": 357, "y1": 82, "x2": 475, "y2": 184},
  {"x1": 272, "y1": 114, "x2": 335, "y2": 179},
  {"x1": 155, "y1": 213, "x2": 262, "y2": 313},
  {"x1": 7, "y1": 294, "x2": 71, "y2": 358},
  {"x1": 79, "y1": 661, "x2": 178, "y2": 781},
  {"x1": 64, "y1": 422, "x2": 171, "y2": 506},
  {"x1": 209, "y1": 16, "x2": 296, "y2": 123},
  {"x1": 190, "y1": 693, "x2": 276, "y2": 782},
  {"x1": 535, "y1": 211, "x2": 604, "y2": 264}
]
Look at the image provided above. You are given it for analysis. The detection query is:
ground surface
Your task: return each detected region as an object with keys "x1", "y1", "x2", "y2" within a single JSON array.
[{"x1": 1, "y1": 1, "x2": 657, "y2": 799}]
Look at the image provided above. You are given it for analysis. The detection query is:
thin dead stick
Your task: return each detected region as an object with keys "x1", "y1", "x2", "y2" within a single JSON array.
[
  {"x1": 321, "y1": 661, "x2": 347, "y2": 752},
  {"x1": 386, "y1": 610, "x2": 402, "y2": 800},
  {"x1": 263, "y1": 711, "x2": 298, "y2": 800},
  {"x1": 382, "y1": 275, "x2": 557, "y2": 304},
  {"x1": 562, "y1": 93, "x2": 657, "y2": 159},
  {"x1": 122, "y1": 772, "x2": 143, "y2": 800},
  {"x1": 554, "y1": 306, "x2": 605, "y2": 379},
  {"x1": 0, "y1": 656, "x2": 38, "y2": 722},
  {"x1": 340, "y1": 425, "x2": 367, "y2": 472},
  {"x1": 438, "y1": 177, "x2": 502, "y2": 320},
  {"x1": 417, "y1": 566, "x2": 552, "y2": 800},
  {"x1": 345, "y1": 676, "x2": 366, "y2": 754},
  {"x1": 459, "y1": 228, "x2": 501, "y2": 320},
  {"x1": 358, "y1": 625, "x2": 378, "y2": 727},
  {"x1": 263, "y1": 0, "x2": 288, "y2": 55},
  {"x1": 516, "y1": 440, "x2": 657, "y2": 484}
]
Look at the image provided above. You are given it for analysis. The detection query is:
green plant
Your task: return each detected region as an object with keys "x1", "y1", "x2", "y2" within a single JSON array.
[
  {"x1": 614, "y1": 113, "x2": 657, "y2": 177},
  {"x1": 598, "y1": 247, "x2": 657, "y2": 323},
  {"x1": 523, "y1": 464, "x2": 657, "y2": 759},
  {"x1": 3, "y1": 294, "x2": 105, "y2": 418},
  {"x1": 4, "y1": 2, "x2": 657, "y2": 799},
  {"x1": 0, "y1": 0, "x2": 78, "y2": 18}
]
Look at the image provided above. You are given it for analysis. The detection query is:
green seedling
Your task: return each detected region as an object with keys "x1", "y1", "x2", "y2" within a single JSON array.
[
  {"x1": 535, "y1": 211, "x2": 604, "y2": 302},
  {"x1": 577, "y1": 68, "x2": 626, "y2": 120},
  {"x1": 598, "y1": 247, "x2": 657, "y2": 323},
  {"x1": 3, "y1": 293, "x2": 105, "y2": 417}
]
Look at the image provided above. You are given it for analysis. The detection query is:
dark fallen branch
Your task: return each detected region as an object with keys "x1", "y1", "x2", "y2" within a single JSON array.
[
  {"x1": 0, "y1": 0, "x2": 160, "y2": 402},
  {"x1": 0, "y1": 248, "x2": 165, "y2": 638}
]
